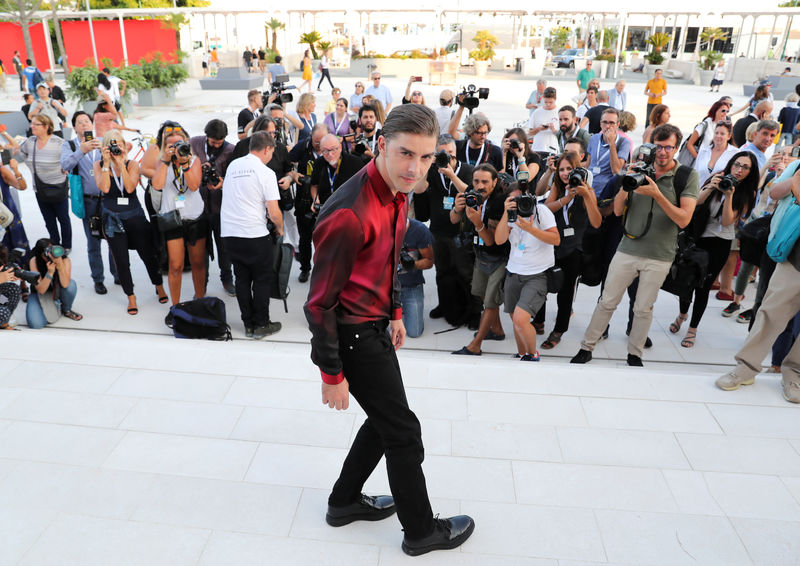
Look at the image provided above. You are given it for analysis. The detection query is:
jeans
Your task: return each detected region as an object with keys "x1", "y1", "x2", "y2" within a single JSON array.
[
  {"x1": 82, "y1": 197, "x2": 117, "y2": 283},
  {"x1": 772, "y1": 310, "x2": 800, "y2": 367},
  {"x1": 26, "y1": 279, "x2": 77, "y2": 329},
  {"x1": 401, "y1": 284, "x2": 424, "y2": 338},
  {"x1": 36, "y1": 195, "x2": 72, "y2": 250},
  {"x1": 223, "y1": 235, "x2": 274, "y2": 328},
  {"x1": 317, "y1": 68, "x2": 334, "y2": 89},
  {"x1": 329, "y1": 320, "x2": 435, "y2": 540},
  {"x1": 778, "y1": 133, "x2": 796, "y2": 147}
]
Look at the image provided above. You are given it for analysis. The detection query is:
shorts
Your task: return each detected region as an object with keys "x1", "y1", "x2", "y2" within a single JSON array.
[
  {"x1": 503, "y1": 271, "x2": 548, "y2": 315},
  {"x1": 471, "y1": 256, "x2": 506, "y2": 309},
  {"x1": 710, "y1": 79, "x2": 724, "y2": 87},
  {"x1": 113, "y1": 100, "x2": 121, "y2": 111},
  {"x1": 202, "y1": 62, "x2": 208, "y2": 69},
  {"x1": 163, "y1": 214, "x2": 209, "y2": 246}
]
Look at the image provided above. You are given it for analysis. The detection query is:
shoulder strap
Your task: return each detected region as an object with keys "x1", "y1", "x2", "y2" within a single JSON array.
[
  {"x1": 68, "y1": 140, "x2": 80, "y2": 175},
  {"x1": 673, "y1": 164, "x2": 692, "y2": 201}
]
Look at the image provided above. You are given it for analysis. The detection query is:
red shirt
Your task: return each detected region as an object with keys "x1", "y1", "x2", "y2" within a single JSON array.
[{"x1": 304, "y1": 160, "x2": 407, "y2": 384}]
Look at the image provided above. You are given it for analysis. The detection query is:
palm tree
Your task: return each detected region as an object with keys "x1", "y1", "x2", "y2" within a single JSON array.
[
  {"x1": 299, "y1": 31, "x2": 322, "y2": 59},
  {"x1": 700, "y1": 27, "x2": 730, "y2": 51},
  {"x1": 265, "y1": 18, "x2": 285, "y2": 53}
]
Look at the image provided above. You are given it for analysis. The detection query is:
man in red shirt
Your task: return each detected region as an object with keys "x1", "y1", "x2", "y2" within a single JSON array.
[{"x1": 304, "y1": 104, "x2": 475, "y2": 556}]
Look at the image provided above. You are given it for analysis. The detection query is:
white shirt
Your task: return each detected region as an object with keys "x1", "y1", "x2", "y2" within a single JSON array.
[
  {"x1": 107, "y1": 75, "x2": 122, "y2": 102},
  {"x1": 506, "y1": 204, "x2": 557, "y2": 275},
  {"x1": 160, "y1": 158, "x2": 205, "y2": 221},
  {"x1": 693, "y1": 144, "x2": 739, "y2": 186},
  {"x1": 220, "y1": 153, "x2": 280, "y2": 238},
  {"x1": 528, "y1": 107, "x2": 559, "y2": 152},
  {"x1": 694, "y1": 117, "x2": 716, "y2": 150}
]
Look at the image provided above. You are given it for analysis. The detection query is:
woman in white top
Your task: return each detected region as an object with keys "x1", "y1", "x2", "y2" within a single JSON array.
[
  {"x1": 151, "y1": 125, "x2": 205, "y2": 313},
  {"x1": 693, "y1": 122, "x2": 739, "y2": 186},
  {"x1": 316, "y1": 49, "x2": 334, "y2": 91},
  {"x1": 684, "y1": 100, "x2": 731, "y2": 161}
]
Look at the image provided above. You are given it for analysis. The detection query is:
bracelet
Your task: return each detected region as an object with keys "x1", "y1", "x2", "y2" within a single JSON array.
[
  {"x1": 44, "y1": 273, "x2": 52, "y2": 280},
  {"x1": 102, "y1": 167, "x2": 109, "y2": 172},
  {"x1": 476, "y1": 223, "x2": 485, "y2": 232},
  {"x1": 161, "y1": 160, "x2": 172, "y2": 165}
]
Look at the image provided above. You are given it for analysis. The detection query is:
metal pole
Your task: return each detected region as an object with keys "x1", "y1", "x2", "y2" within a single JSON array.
[
  {"x1": 118, "y1": 15, "x2": 129, "y2": 66},
  {"x1": 613, "y1": 13, "x2": 625, "y2": 79},
  {"x1": 765, "y1": 15, "x2": 777, "y2": 60},
  {"x1": 746, "y1": 15, "x2": 756, "y2": 58},
  {"x1": 86, "y1": 0, "x2": 100, "y2": 66}
]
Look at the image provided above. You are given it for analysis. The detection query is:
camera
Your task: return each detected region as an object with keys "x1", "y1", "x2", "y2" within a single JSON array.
[
  {"x1": 201, "y1": 159, "x2": 220, "y2": 187},
  {"x1": 509, "y1": 138, "x2": 521, "y2": 151},
  {"x1": 263, "y1": 74, "x2": 295, "y2": 106},
  {"x1": 435, "y1": 150, "x2": 451, "y2": 169},
  {"x1": 516, "y1": 170, "x2": 530, "y2": 192},
  {"x1": 108, "y1": 139, "x2": 122, "y2": 156},
  {"x1": 170, "y1": 140, "x2": 191, "y2": 158},
  {"x1": 399, "y1": 247, "x2": 416, "y2": 270},
  {"x1": 351, "y1": 134, "x2": 370, "y2": 155},
  {"x1": 5, "y1": 247, "x2": 39, "y2": 285},
  {"x1": 273, "y1": 118, "x2": 287, "y2": 146},
  {"x1": 464, "y1": 190, "x2": 483, "y2": 209},
  {"x1": 303, "y1": 201, "x2": 322, "y2": 223},
  {"x1": 45, "y1": 244, "x2": 66, "y2": 259},
  {"x1": 718, "y1": 174, "x2": 739, "y2": 191},
  {"x1": 622, "y1": 143, "x2": 657, "y2": 192},
  {"x1": 514, "y1": 194, "x2": 536, "y2": 218},
  {"x1": 568, "y1": 167, "x2": 589, "y2": 188},
  {"x1": 457, "y1": 84, "x2": 489, "y2": 111}
]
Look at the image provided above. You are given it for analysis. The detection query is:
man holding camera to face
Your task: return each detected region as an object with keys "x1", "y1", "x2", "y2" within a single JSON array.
[
  {"x1": 447, "y1": 111, "x2": 503, "y2": 171},
  {"x1": 190, "y1": 119, "x2": 235, "y2": 296},
  {"x1": 348, "y1": 104, "x2": 382, "y2": 163},
  {"x1": 413, "y1": 134, "x2": 478, "y2": 327},
  {"x1": 571, "y1": 124, "x2": 699, "y2": 366}
]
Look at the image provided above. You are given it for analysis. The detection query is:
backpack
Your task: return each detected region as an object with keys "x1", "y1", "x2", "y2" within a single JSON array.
[
  {"x1": 170, "y1": 297, "x2": 232, "y2": 341},
  {"x1": 271, "y1": 238, "x2": 294, "y2": 313},
  {"x1": 676, "y1": 119, "x2": 709, "y2": 167}
]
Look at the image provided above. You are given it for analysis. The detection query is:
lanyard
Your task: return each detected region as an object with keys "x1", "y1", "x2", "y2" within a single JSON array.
[
  {"x1": 439, "y1": 162, "x2": 461, "y2": 196},
  {"x1": 562, "y1": 197, "x2": 574, "y2": 226},
  {"x1": 112, "y1": 167, "x2": 124, "y2": 196},
  {"x1": 464, "y1": 142, "x2": 485, "y2": 166},
  {"x1": 300, "y1": 115, "x2": 314, "y2": 133},
  {"x1": 332, "y1": 114, "x2": 346, "y2": 134},
  {"x1": 367, "y1": 130, "x2": 377, "y2": 152},
  {"x1": 595, "y1": 140, "x2": 611, "y2": 168},
  {"x1": 327, "y1": 159, "x2": 341, "y2": 188}
]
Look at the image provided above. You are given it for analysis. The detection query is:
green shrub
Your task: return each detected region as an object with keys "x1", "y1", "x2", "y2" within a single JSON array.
[{"x1": 138, "y1": 52, "x2": 188, "y2": 90}]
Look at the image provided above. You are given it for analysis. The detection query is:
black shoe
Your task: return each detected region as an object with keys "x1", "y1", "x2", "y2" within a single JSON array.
[
  {"x1": 429, "y1": 306, "x2": 443, "y2": 319},
  {"x1": 94, "y1": 282, "x2": 108, "y2": 295},
  {"x1": 452, "y1": 346, "x2": 481, "y2": 356},
  {"x1": 467, "y1": 315, "x2": 481, "y2": 331},
  {"x1": 625, "y1": 329, "x2": 653, "y2": 349},
  {"x1": 245, "y1": 326, "x2": 254, "y2": 338},
  {"x1": 298, "y1": 269, "x2": 310, "y2": 283},
  {"x1": 164, "y1": 311, "x2": 174, "y2": 328},
  {"x1": 627, "y1": 354, "x2": 643, "y2": 367},
  {"x1": 570, "y1": 349, "x2": 592, "y2": 364},
  {"x1": 402, "y1": 515, "x2": 475, "y2": 556},
  {"x1": 600, "y1": 325, "x2": 609, "y2": 340},
  {"x1": 114, "y1": 278, "x2": 122, "y2": 286},
  {"x1": 222, "y1": 280, "x2": 236, "y2": 297},
  {"x1": 475, "y1": 329, "x2": 505, "y2": 341},
  {"x1": 253, "y1": 321, "x2": 282, "y2": 339},
  {"x1": 326, "y1": 494, "x2": 396, "y2": 527}
]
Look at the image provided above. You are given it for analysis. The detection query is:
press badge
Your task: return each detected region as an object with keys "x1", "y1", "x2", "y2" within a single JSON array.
[
  {"x1": 563, "y1": 227, "x2": 575, "y2": 237},
  {"x1": 517, "y1": 243, "x2": 525, "y2": 251},
  {"x1": 443, "y1": 196, "x2": 454, "y2": 210},
  {"x1": 117, "y1": 197, "x2": 129, "y2": 206},
  {"x1": 175, "y1": 194, "x2": 186, "y2": 209},
  {"x1": 592, "y1": 167, "x2": 601, "y2": 175}
]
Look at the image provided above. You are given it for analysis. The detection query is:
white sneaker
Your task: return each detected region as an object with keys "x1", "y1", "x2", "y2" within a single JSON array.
[
  {"x1": 715, "y1": 370, "x2": 755, "y2": 391},
  {"x1": 782, "y1": 379, "x2": 800, "y2": 403}
]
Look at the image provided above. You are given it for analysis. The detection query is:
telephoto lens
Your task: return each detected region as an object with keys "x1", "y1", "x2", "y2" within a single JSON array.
[{"x1": 435, "y1": 150, "x2": 450, "y2": 169}]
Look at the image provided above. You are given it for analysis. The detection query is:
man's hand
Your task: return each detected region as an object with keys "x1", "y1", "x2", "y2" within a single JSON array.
[
  {"x1": 79, "y1": 138, "x2": 100, "y2": 154},
  {"x1": 322, "y1": 379, "x2": 350, "y2": 410},
  {"x1": 278, "y1": 176, "x2": 292, "y2": 190},
  {"x1": 389, "y1": 319, "x2": 406, "y2": 350},
  {"x1": 453, "y1": 192, "x2": 466, "y2": 213},
  {"x1": 603, "y1": 125, "x2": 617, "y2": 146},
  {"x1": 634, "y1": 176, "x2": 661, "y2": 199},
  {"x1": 464, "y1": 204, "x2": 481, "y2": 225}
]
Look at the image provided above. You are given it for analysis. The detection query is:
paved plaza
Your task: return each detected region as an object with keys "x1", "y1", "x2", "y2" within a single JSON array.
[{"x1": 1, "y1": 70, "x2": 799, "y2": 564}]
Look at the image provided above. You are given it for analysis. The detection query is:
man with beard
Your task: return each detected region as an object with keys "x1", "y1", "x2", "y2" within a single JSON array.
[{"x1": 556, "y1": 105, "x2": 591, "y2": 154}]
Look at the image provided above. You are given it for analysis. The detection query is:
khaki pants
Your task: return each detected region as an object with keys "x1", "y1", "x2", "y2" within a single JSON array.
[
  {"x1": 581, "y1": 251, "x2": 672, "y2": 357},
  {"x1": 733, "y1": 261, "x2": 800, "y2": 382}
]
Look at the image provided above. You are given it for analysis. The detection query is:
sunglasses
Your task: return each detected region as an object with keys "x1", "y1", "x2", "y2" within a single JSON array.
[
  {"x1": 163, "y1": 126, "x2": 184, "y2": 135},
  {"x1": 412, "y1": 91, "x2": 422, "y2": 96}
]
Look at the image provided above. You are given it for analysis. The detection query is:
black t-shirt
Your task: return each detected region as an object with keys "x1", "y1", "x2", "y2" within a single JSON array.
[
  {"x1": 101, "y1": 161, "x2": 144, "y2": 214},
  {"x1": 243, "y1": 50, "x2": 252, "y2": 61},
  {"x1": 455, "y1": 139, "x2": 503, "y2": 171},
  {"x1": 476, "y1": 188, "x2": 510, "y2": 258},
  {"x1": 583, "y1": 104, "x2": 609, "y2": 134},
  {"x1": 504, "y1": 152, "x2": 542, "y2": 179},
  {"x1": 237, "y1": 108, "x2": 259, "y2": 135},
  {"x1": 553, "y1": 194, "x2": 590, "y2": 259},
  {"x1": 309, "y1": 152, "x2": 365, "y2": 204},
  {"x1": 414, "y1": 161, "x2": 474, "y2": 237}
]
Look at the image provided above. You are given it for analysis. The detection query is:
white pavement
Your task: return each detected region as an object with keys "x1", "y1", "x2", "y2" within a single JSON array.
[{"x1": 1, "y1": 69, "x2": 799, "y2": 565}]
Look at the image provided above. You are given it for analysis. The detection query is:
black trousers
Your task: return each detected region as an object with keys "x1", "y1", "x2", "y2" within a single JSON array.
[
  {"x1": 209, "y1": 212, "x2": 233, "y2": 283},
  {"x1": 106, "y1": 215, "x2": 163, "y2": 296},
  {"x1": 296, "y1": 213, "x2": 315, "y2": 272},
  {"x1": 679, "y1": 236, "x2": 732, "y2": 329},
  {"x1": 223, "y1": 235, "x2": 273, "y2": 327},
  {"x1": 329, "y1": 320, "x2": 435, "y2": 540},
  {"x1": 432, "y1": 232, "x2": 481, "y2": 318},
  {"x1": 645, "y1": 103, "x2": 657, "y2": 127},
  {"x1": 534, "y1": 249, "x2": 582, "y2": 333},
  {"x1": 317, "y1": 68, "x2": 334, "y2": 89}
]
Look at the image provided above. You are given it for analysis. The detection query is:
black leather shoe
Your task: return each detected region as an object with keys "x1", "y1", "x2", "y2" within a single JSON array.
[
  {"x1": 402, "y1": 515, "x2": 475, "y2": 556},
  {"x1": 298, "y1": 269, "x2": 310, "y2": 283},
  {"x1": 94, "y1": 282, "x2": 108, "y2": 295},
  {"x1": 222, "y1": 280, "x2": 236, "y2": 297},
  {"x1": 570, "y1": 349, "x2": 592, "y2": 364},
  {"x1": 326, "y1": 494, "x2": 396, "y2": 527},
  {"x1": 627, "y1": 354, "x2": 644, "y2": 367},
  {"x1": 429, "y1": 305, "x2": 443, "y2": 319},
  {"x1": 626, "y1": 329, "x2": 653, "y2": 349}
]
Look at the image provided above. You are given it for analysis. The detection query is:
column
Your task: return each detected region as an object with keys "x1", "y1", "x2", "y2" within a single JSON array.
[
  {"x1": 613, "y1": 13, "x2": 626, "y2": 78},
  {"x1": 41, "y1": 17, "x2": 56, "y2": 71},
  {"x1": 765, "y1": 14, "x2": 777, "y2": 60},
  {"x1": 599, "y1": 16, "x2": 605, "y2": 54},
  {"x1": 667, "y1": 14, "x2": 677, "y2": 57},
  {"x1": 677, "y1": 14, "x2": 689, "y2": 58},
  {"x1": 746, "y1": 15, "x2": 757, "y2": 58},
  {"x1": 729, "y1": 15, "x2": 746, "y2": 78},
  {"x1": 118, "y1": 15, "x2": 129, "y2": 66}
]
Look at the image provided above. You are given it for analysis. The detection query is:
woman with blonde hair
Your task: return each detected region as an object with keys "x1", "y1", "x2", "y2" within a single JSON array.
[
  {"x1": 371, "y1": 98, "x2": 387, "y2": 127},
  {"x1": 291, "y1": 93, "x2": 318, "y2": 145},
  {"x1": 299, "y1": 49, "x2": 313, "y2": 94},
  {"x1": 93, "y1": 129, "x2": 166, "y2": 315}
]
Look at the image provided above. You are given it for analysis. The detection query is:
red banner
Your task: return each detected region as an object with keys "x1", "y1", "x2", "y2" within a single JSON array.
[{"x1": 0, "y1": 22, "x2": 50, "y2": 75}]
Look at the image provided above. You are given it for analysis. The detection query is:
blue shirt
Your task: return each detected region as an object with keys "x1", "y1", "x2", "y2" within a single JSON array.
[
  {"x1": 60, "y1": 138, "x2": 102, "y2": 196},
  {"x1": 349, "y1": 93, "x2": 363, "y2": 110},
  {"x1": 398, "y1": 219, "x2": 433, "y2": 288},
  {"x1": 364, "y1": 84, "x2": 393, "y2": 108},
  {"x1": 587, "y1": 133, "x2": 632, "y2": 198},
  {"x1": 740, "y1": 142, "x2": 767, "y2": 170},
  {"x1": 268, "y1": 64, "x2": 286, "y2": 81},
  {"x1": 22, "y1": 67, "x2": 38, "y2": 91}
]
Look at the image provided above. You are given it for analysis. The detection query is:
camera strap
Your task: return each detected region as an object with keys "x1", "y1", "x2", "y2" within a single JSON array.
[
  {"x1": 439, "y1": 163, "x2": 461, "y2": 197},
  {"x1": 622, "y1": 194, "x2": 655, "y2": 240}
]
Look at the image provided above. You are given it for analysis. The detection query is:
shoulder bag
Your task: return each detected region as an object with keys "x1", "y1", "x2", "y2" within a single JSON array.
[
  {"x1": 767, "y1": 193, "x2": 800, "y2": 263},
  {"x1": 676, "y1": 120, "x2": 709, "y2": 168},
  {"x1": 67, "y1": 140, "x2": 85, "y2": 219},
  {"x1": 32, "y1": 141, "x2": 69, "y2": 204},
  {"x1": 0, "y1": 190, "x2": 13, "y2": 229}
]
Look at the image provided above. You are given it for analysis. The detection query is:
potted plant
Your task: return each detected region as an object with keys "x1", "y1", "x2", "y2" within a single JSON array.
[
  {"x1": 698, "y1": 27, "x2": 730, "y2": 85},
  {"x1": 645, "y1": 32, "x2": 670, "y2": 72},
  {"x1": 469, "y1": 30, "x2": 498, "y2": 77},
  {"x1": 65, "y1": 60, "x2": 145, "y2": 114},
  {"x1": 137, "y1": 52, "x2": 189, "y2": 106}
]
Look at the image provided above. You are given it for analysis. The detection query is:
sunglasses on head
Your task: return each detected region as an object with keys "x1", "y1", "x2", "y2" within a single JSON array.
[{"x1": 163, "y1": 126, "x2": 184, "y2": 135}]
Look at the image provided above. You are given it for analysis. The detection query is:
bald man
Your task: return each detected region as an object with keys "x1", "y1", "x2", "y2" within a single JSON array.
[{"x1": 309, "y1": 133, "x2": 366, "y2": 208}]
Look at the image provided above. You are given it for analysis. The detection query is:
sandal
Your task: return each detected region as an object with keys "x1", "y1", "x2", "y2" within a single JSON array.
[
  {"x1": 540, "y1": 331, "x2": 563, "y2": 350},
  {"x1": 156, "y1": 286, "x2": 168, "y2": 304},
  {"x1": 532, "y1": 321, "x2": 545, "y2": 335},
  {"x1": 127, "y1": 306, "x2": 139, "y2": 316},
  {"x1": 681, "y1": 328, "x2": 697, "y2": 348},
  {"x1": 63, "y1": 310, "x2": 83, "y2": 321},
  {"x1": 669, "y1": 314, "x2": 687, "y2": 334}
]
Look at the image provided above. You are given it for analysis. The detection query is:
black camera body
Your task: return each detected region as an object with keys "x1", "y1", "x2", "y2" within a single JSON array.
[
  {"x1": 514, "y1": 194, "x2": 536, "y2": 218},
  {"x1": 5, "y1": 247, "x2": 39, "y2": 285},
  {"x1": 458, "y1": 84, "x2": 489, "y2": 111},
  {"x1": 201, "y1": 158, "x2": 220, "y2": 187},
  {"x1": 264, "y1": 74, "x2": 295, "y2": 106},
  {"x1": 568, "y1": 167, "x2": 589, "y2": 188},
  {"x1": 509, "y1": 138, "x2": 521, "y2": 151},
  {"x1": 108, "y1": 139, "x2": 123, "y2": 156},
  {"x1": 622, "y1": 143, "x2": 657, "y2": 192},
  {"x1": 464, "y1": 190, "x2": 483, "y2": 209},
  {"x1": 718, "y1": 174, "x2": 739, "y2": 191},
  {"x1": 435, "y1": 150, "x2": 450, "y2": 169},
  {"x1": 171, "y1": 140, "x2": 191, "y2": 158},
  {"x1": 352, "y1": 134, "x2": 370, "y2": 155},
  {"x1": 399, "y1": 247, "x2": 416, "y2": 271}
]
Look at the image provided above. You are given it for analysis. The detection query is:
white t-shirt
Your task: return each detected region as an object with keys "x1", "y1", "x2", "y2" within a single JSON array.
[
  {"x1": 528, "y1": 108, "x2": 559, "y2": 153},
  {"x1": 220, "y1": 153, "x2": 280, "y2": 238},
  {"x1": 693, "y1": 117, "x2": 716, "y2": 150},
  {"x1": 506, "y1": 204, "x2": 557, "y2": 275},
  {"x1": 107, "y1": 75, "x2": 122, "y2": 102},
  {"x1": 576, "y1": 100, "x2": 593, "y2": 120},
  {"x1": 160, "y1": 158, "x2": 205, "y2": 221}
]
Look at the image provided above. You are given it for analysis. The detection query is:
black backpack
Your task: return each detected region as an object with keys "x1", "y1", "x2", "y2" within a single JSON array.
[
  {"x1": 170, "y1": 297, "x2": 232, "y2": 341},
  {"x1": 271, "y1": 238, "x2": 294, "y2": 313}
]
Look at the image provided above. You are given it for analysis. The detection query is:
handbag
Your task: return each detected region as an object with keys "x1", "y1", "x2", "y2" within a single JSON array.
[
  {"x1": 32, "y1": 142, "x2": 68, "y2": 204},
  {"x1": 87, "y1": 195, "x2": 105, "y2": 240},
  {"x1": 737, "y1": 214, "x2": 772, "y2": 266},
  {"x1": 767, "y1": 193, "x2": 800, "y2": 263},
  {"x1": 0, "y1": 192, "x2": 13, "y2": 229},
  {"x1": 67, "y1": 140, "x2": 85, "y2": 218},
  {"x1": 156, "y1": 209, "x2": 183, "y2": 232},
  {"x1": 545, "y1": 265, "x2": 564, "y2": 294}
]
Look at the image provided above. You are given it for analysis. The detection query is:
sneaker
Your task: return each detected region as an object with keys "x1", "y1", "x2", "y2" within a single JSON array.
[
  {"x1": 781, "y1": 378, "x2": 800, "y2": 403},
  {"x1": 627, "y1": 354, "x2": 643, "y2": 367},
  {"x1": 600, "y1": 325, "x2": 609, "y2": 341},
  {"x1": 402, "y1": 515, "x2": 475, "y2": 556},
  {"x1": 722, "y1": 302, "x2": 740, "y2": 317},
  {"x1": 570, "y1": 349, "x2": 592, "y2": 364},
  {"x1": 245, "y1": 326, "x2": 254, "y2": 338},
  {"x1": 737, "y1": 309, "x2": 753, "y2": 324},
  {"x1": 222, "y1": 280, "x2": 236, "y2": 297},
  {"x1": 520, "y1": 352, "x2": 540, "y2": 362},
  {"x1": 298, "y1": 270, "x2": 310, "y2": 283},
  {"x1": 253, "y1": 321, "x2": 282, "y2": 339},
  {"x1": 715, "y1": 370, "x2": 755, "y2": 391}
]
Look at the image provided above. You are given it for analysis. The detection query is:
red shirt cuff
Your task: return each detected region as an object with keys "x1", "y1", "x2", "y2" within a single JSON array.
[
  {"x1": 321, "y1": 370, "x2": 344, "y2": 385},
  {"x1": 391, "y1": 307, "x2": 402, "y2": 321}
]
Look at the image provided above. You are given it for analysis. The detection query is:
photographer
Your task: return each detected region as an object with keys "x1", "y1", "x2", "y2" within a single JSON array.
[
  {"x1": 536, "y1": 138, "x2": 592, "y2": 196},
  {"x1": 533, "y1": 153, "x2": 601, "y2": 349},
  {"x1": 494, "y1": 181, "x2": 560, "y2": 361},
  {"x1": 451, "y1": 164, "x2": 509, "y2": 355},
  {"x1": 528, "y1": 87, "x2": 559, "y2": 155},
  {"x1": 26, "y1": 238, "x2": 82, "y2": 328},
  {"x1": 572, "y1": 124, "x2": 699, "y2": 367},
  {"x1": 0, "y1": 244, "x2": 22, "y2": 329},
  {"x1": 556, "y1": 105, "x2": 591, "y2": 153},
  {"x1": 238, "y1": 89, "x2": 264, "y2": 140},
  {"x1": 94, "y1": 130, "x2": 166, "y2": 315},
  {"x1": 398, "y1": 218, "x2": 434, "y2": 338},
  {"x1": 351, "y1": 104, "x2": 381, "y2": 160},
  {"x1": 402, "y1": 77, "x2": 426, "y2": 105},
  {"x1": 670, "y1": 151, "x2": 758, "y2": 348},
  {"x1": 447, "y1": 111, "x2": 502, "y2": 171},
  {"x1": 412, "y1": 134, "x2": 477, "y2": 326},
  {"x1": 151, "y1": 124, "x2": 206, "y2": 320},
  {"x1": 501, "y1": 128, "x2": 540, "y2": 182},
  {"x1": 586, "y1": 108, "x2": 631, "y2": 200},
  {"x1": 309, "y1": 134, "x2": 363, "y2": 209},
  {"x1": 190, "y1": 119, "x2": 235, "y2": 296}
]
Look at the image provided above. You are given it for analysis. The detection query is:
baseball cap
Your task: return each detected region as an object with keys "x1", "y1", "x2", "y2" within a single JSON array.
[
  {"x1": 759, "y1": 79, "x2": 772, "y2": 86},
  {"x1": 35, "y1": 82, "x2": 49, "y2": 90}
]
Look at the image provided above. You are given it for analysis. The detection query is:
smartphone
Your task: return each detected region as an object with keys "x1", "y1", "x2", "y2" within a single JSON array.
[
  {"x1": 792, "y1": 146, "x2": 800, "y2": 159},
  {"x1": 0, "y1": 124, "x2": 7, "y2": 134},
  {"x1": 412, "y1": 76, "x2": 423, "y2": 82},
  {"x1": 0, "y1": 149, "x2": 10, "y2": 165},
  {"x1": 84, "y1": 131, "x2": 94, "y2": 142}
]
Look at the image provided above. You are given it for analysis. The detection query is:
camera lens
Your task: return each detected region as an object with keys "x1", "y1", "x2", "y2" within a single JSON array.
[{"x1": 435, "y1": 150, "x2": 450, "y2": 169}]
